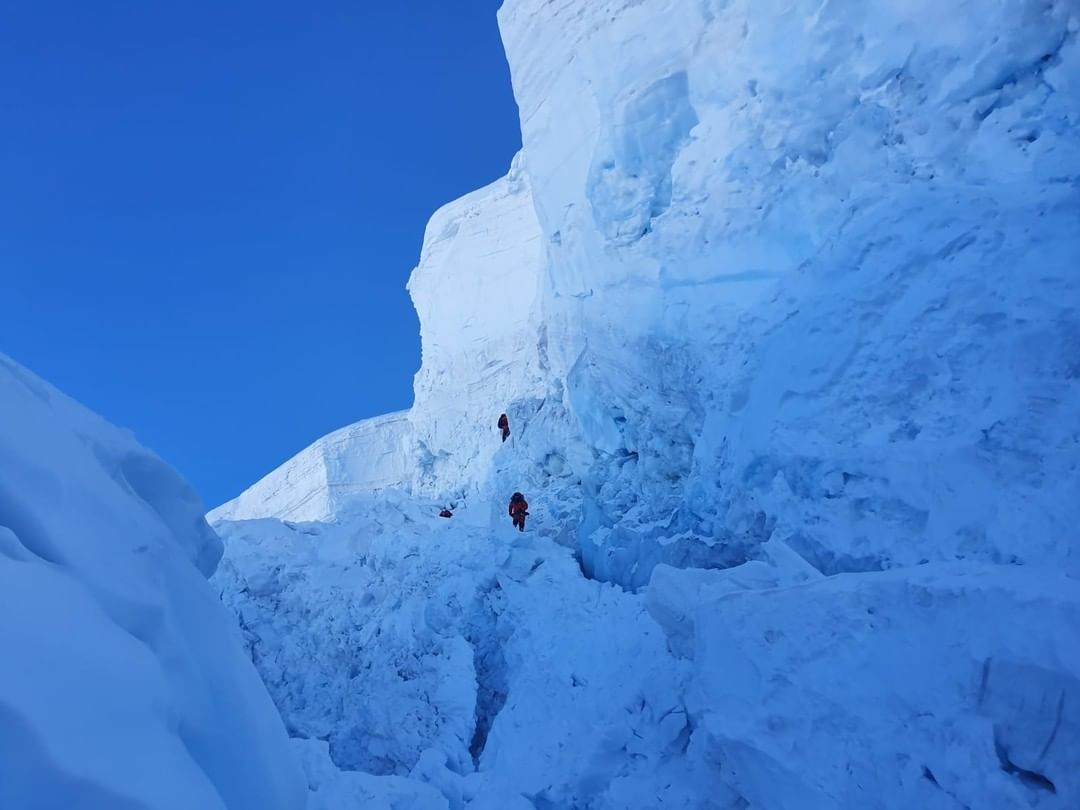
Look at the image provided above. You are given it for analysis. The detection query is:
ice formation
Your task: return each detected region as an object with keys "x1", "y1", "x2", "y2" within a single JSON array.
[
  {"x1": 212, "y1": 0, "x2": 1079, "y2": 807},
  {"x1": 5, "y1": 0, "x2": 1076, "y2": 807},
  {"x1": 225, "y1": 0, "x2": 1080, "y2": 584}
]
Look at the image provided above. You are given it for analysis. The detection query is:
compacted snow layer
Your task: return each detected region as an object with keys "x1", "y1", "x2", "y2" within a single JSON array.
[{"x1": 0, "y1": 355, "x2": 304, "y2": 810}]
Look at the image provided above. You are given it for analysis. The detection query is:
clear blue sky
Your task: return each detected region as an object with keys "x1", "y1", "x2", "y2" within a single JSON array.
[{"x1": 1, "y1": 1, "x2": 521, "y2": 508}]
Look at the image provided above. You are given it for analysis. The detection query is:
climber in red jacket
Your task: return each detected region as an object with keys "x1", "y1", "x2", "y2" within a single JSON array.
[
  {"x1": 498, "y1": 413, "x2": 510, "y2": 442},
  {"x1": 508, "y1": 492, "x2": 529, "y2": 532}
]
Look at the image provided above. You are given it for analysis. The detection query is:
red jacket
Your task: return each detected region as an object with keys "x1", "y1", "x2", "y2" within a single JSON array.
[{"x1": 509, "y1": 498, "x2": 528, "y2": 516}]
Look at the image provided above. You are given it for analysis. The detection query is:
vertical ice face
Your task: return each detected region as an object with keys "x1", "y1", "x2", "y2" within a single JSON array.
[
  {"x1": 494, "y1": 0, "x2": 1080, "y2": 583},
  {"x1": 207, "y1": 411, "x2": 413, "y2": 524},
  {"x1": 406, "y1": 153, "x2": 552, "y2": 499},
  {"x1": 0, "y1": 355, "x2": 305, "y2": 810}
]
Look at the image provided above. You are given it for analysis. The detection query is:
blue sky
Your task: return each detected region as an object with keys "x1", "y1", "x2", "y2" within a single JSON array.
[{"x1": 1, "y1": 1, "x2": 521, "y2": 508}]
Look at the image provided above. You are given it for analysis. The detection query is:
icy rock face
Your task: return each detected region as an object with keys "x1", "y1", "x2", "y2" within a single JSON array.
[
  {"x1": 209, "y1": 411, "x2": 411, "y2": 523},
  {"x1": 496, "y1": 0, "x2": 1080, "y2": 584},
  {"x1": 0, "y1": 354, "x2": 305, "y2": 810}
]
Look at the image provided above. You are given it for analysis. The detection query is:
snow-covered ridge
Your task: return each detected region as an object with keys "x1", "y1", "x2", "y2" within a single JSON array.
[
  {"x1": 0, "y1": 354, "x2": 304, "y2": 809},
  {"x1": 208, "y1": 410, "x2": 411, "y2": 524}
]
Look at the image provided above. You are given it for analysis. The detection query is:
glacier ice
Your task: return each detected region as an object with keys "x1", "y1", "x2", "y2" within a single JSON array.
[
  {"x1": 496, "y1": 0, "x2": 1080, "y2": 582},
  {"x1": 223, "y1": 0, "x2": 1080, "y2": 588},
  {"x1": 4, "y1": 0, "x2": 1075, "y2": 806},
  {"x1": 0, "y1": 354, "x2": 305, "y2": 809},
  {"x1": 212, "y1": 0, "x2": 1080, "y2": 807}
]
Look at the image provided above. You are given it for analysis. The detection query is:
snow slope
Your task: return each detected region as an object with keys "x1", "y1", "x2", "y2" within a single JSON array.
[
  {"x1": 210, "y1": 0, "x2": 1080, "y2": 807},
  {"x1": 0, "y1": 354, "x2": 305, "y2": 810}
]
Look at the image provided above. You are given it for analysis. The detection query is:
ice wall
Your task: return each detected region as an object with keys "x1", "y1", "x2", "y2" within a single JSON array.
[
  {"x1": 215, "y1": 0, "x2": 1078, "y2": 590},
  {"x1": 496, "y1": 0, "x2": 1080, "y2": 584},
  {"x1": 205, "y1": 3, "x2": 1080, "y2": 806},
  {"x1": 406, "y1": 153, "x2": 552, "y2": 500},
  {"x1": 646, "y1": 560, "x2": 1080, "y2": 808},
  {"x1": 0, "y1": 354, "x2": 305, "y2": 810}
]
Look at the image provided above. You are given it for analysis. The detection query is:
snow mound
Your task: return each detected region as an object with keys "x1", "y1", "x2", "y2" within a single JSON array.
[
  {"x1": 0, "y1": 354, "x2": 304, "y2": 810},
  {"x1": 295, "y1": 738, "x2": 449, "y2": 810}
]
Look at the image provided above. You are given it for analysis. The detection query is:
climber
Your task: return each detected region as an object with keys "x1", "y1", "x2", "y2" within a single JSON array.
[
  {"x1": 439, "y1": 509, "x2": 453, "y2": 518},
  {"x1": 508, "y1": 492, "x2": 529, "y2": 532},
  {"x1": 498, "y1": 413, "x2": 510, "y2": 442}
]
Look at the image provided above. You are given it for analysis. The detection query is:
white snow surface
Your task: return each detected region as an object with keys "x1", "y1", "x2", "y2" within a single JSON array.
[
  {"x1": 210, "y1": 0, "x2": 1080, "y2": 807},
  {"x1": 0, "y1": 355, "x2": 305, "y2": 809}
]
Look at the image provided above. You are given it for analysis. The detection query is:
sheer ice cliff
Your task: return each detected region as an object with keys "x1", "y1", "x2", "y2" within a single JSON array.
[
  {"x1": 210, "y1": 0, "x2": 1080, "y2": 808},
  {"x1": 3, "y1": 0, "x2": 1078, "y2": 808},
  {"x1": 0, "y1": 355, "x2": 305, "y2": 810}
]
